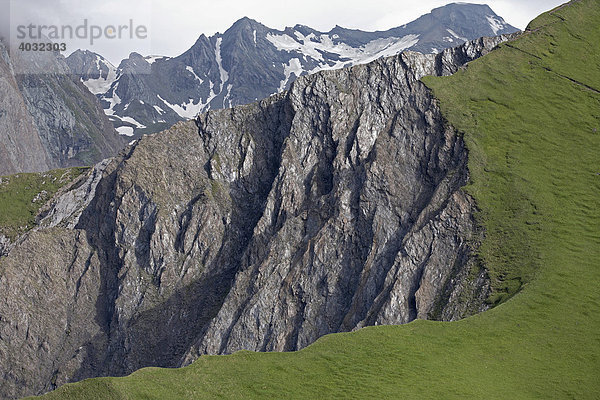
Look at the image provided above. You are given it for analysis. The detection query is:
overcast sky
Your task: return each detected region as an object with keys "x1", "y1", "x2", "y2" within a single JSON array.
[{"x1": 4, "y1": 0, "x2": 566, "y2": 65}]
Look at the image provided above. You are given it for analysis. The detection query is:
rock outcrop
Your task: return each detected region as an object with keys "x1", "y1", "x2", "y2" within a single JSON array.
[
  {"x1": 0, "y1": 41, "x2": 126, "y2": 175},
  {"x1": 0, "y1": 34, "x2": 515, "y2": 399}
]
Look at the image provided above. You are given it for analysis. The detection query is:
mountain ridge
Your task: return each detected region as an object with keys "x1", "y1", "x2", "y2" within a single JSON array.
[
  {"x1": 0, "y1": 33, "x2": 515, "y2": 398},
  {"x1": 29, "y1": 0, "x2": 600, "y2": 398},
  {"x1": 66, "y1": 3, "x2": 517, "y2": 139}
]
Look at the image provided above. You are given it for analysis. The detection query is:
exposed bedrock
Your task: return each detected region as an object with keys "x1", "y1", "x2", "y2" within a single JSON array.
[{"x1": 0, "y1": 34, "x2": 514, "y2": 398}]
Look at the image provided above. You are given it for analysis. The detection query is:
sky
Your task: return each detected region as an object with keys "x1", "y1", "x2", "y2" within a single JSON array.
[{"x1": 2, "y1": 0, "x2": 566, "y2": 65}]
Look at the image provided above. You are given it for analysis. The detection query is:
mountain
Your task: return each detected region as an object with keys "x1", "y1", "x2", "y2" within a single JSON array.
[
  {"x1": 66, "y1": 3, "x2": 517, "y2": 139},
  {"x1": 0, "y1": 34, "x2": 516, "y2": 398},
  {"x1": 0, "y1": 42, "x2": 50, "y2": 174},
  {"x1": 0, "y1": 41, "x2": 126, "y2": 175},
  {"x1": 30, "y1": 0, "x2": 600, "y2": 398},
  {"x1": 64, "y1": 50, "x2": 118, "y2": 95}
]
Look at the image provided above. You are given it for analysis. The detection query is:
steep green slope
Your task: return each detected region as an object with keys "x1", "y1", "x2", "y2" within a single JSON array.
[
  {"x1": 32, "y1": 0, "x2": 600, "y2": 398},
  {"x1": 426, "y1": 0, "x2": 600, "y2": 306},
  {"x1": 0, "y1": 168, "x2": 88, "y2": 239}
]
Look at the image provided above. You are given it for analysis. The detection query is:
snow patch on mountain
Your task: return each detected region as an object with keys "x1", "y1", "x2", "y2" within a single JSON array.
[
  {"x1": 186, "y1": 66, "x2": 204, "y2": 83},
  {"x1": 486, "y1": 15, "x2": 506, "y2": 35},
  {"x1": 223, "y1": 83, "x2": 233, "y2": 108},
  {"x1": 357, "y1": 35, "x2": 420, "y2": 64},
  {"x1": 266, "y1": 32, "x2": 419, "y2": 68},
  {"x1": 102, "y1": 83, "x2": 121, "y2": 116},
  {"x1": 204, "y1": 82, "x2": 218, "y2": 108},
  {"x1": 215, "y1": 37, "x2": 229, "y2": 92},
  {"x1": 267, "y1": 32, "x2": 326, "y2": 61},
  {"x1": 158, "y1": 94, "x2": 204, "y2": 119},
  {"x1": 278, "y1": 58, "x2": 303, "y2": 92},
  {"x1": 116, "y1": 126, "x2": 134, "y2": 136},
  {"x1": 447, "y1": 29, "x2": 468, "y2": 42},
  {"x1": 119, "y1": 116, "x2": 146, "y2": 129},
  {"x1": 81, "y1": 58, "x2": 118, "y2": 95},
  {"x1": 145, "y1": 55, "x2": 170, "y2": 64}
]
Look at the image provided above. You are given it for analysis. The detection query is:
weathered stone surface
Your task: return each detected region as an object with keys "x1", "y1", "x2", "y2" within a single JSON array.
[
  {"x1": 0, "y1": 34, "x2": 514, "y2": 398},
  {"x1": 0, "y1": 40, "x2": 126, "y2": 175},
  {"x1": 0, "y1": 42, "x2": 51, "y2": 175}
]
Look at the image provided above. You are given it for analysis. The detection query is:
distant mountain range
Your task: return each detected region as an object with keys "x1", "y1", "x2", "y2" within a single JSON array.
[{"x1": 66, "y1": 3, "x2": 518, "y2": 138}]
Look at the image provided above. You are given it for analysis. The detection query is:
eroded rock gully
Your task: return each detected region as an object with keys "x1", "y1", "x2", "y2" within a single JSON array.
[{"x1": 0, "y1": 34, "x2": 514, "y2": 398}]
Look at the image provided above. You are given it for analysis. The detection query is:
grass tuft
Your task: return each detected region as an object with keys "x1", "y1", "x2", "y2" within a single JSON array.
[{"x1": 0, "y1": 167, "x2": 89, "y2": 239}]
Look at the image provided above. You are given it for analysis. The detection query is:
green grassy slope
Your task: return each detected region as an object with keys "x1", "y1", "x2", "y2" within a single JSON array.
[
  {"x1": 425, "y1": 0, "x2": 600, "y2": 306},
  {"x1": 0, "y1": 167, "x2": 88, "y2": 239},
  {"x1": 32, "y1": 0, "x2": 600, "y2": 398}
]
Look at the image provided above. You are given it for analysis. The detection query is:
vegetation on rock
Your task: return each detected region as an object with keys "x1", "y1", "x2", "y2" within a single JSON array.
[{"x1": 0, "y1": 167, "x2": 88, "y2": 238}]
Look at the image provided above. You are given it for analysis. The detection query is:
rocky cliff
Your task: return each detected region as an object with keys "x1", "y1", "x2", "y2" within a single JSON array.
[
  {"x1": 0, "y1": 34, "x2": 515, "y2": 399},
  {"x1": 0, "y1": 42, "x2": 54, "y2": 174},
  {"x1": 0, "y1": 41, "x2": 126, "y2": 175}
]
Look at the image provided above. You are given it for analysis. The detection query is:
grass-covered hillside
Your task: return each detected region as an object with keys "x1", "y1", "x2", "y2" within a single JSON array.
[
  {"x1": 32, "y1": 0, "x2": 600, "y2": 398},
  {"x1": 0, "y1": 168, "x2": 88, "y2": 239}
]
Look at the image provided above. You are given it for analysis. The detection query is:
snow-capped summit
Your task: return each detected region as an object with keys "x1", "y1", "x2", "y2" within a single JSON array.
[
  {"x1": 67, "y1": 3, "x2": 518, "y2": 138},
  {"x1": 66, "y1": 49, "x2": 118, "y2": 95}
]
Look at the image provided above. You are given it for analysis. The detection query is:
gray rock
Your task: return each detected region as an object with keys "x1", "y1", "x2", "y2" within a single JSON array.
[
  {"x1": 37, "y1": 158, "x2": 113, "y2": 229},
  {"x1": 0, "y1": 40, "x2": 126, "y2": 175},
  {"x1": 0, "y1": 42, "x2": 51, "y2": 175},
  {"x1": 0, "y1": 33, "x2": 515, "y2": 399}
]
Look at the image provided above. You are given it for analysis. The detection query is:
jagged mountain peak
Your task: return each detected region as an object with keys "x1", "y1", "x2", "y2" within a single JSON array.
[
  {"x1": 69, "y1": 48, "x2": 103, "y2": 58},
  {"x1": 123, "y1": 51, "x2": 148, "y2": 63},
  {"x1": 222, "y1": 16, "x2": 270, "y2": 47},
  {"x1": 229, "y1": 16, "x2": 266, "y2": 30},
  {"x1": 283, "y1": 24, "x2": 321, "y2": 37},
  {"x1": 117, "y1": 52, "x2": 151, "y2": 74},
  {"x1": 329, "y1": 25, "x2": 358, "y2": 33},
  {"x1": 66, "y1": 49, "x2": 114, "y2": 70},
  {"x1": 71, "y1": 3, "x2": 518, "y2": 139}
]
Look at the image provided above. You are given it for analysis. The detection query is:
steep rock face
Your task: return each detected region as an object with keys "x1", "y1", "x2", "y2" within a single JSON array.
[
  {"x1": 0, "y1": 41, "x2": 126, "y2": 175},
  {"x1": 186, "y1": 42, "x2": 496, "y2": 358},
  {"x1": 0, "y1": 34, "x2": 514, "y2": 398},
  {"x1": 0, "y1": 43, "x2": 52, "y2": 174}
]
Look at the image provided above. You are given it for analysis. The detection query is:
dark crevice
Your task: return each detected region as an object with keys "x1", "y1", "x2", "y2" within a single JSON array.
[
  {"x1": 544, "y1": 68, "x2": 600, "y2": 94},
  {"x1": 407, "y1": 241, "x2": 434, "y2": 320},
  {"x1": 174, "y1": 192, "x2": 207, "y2": 252},
  {"x1": 205, "y1": 98, "x2": 295, "y2": 355}
]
